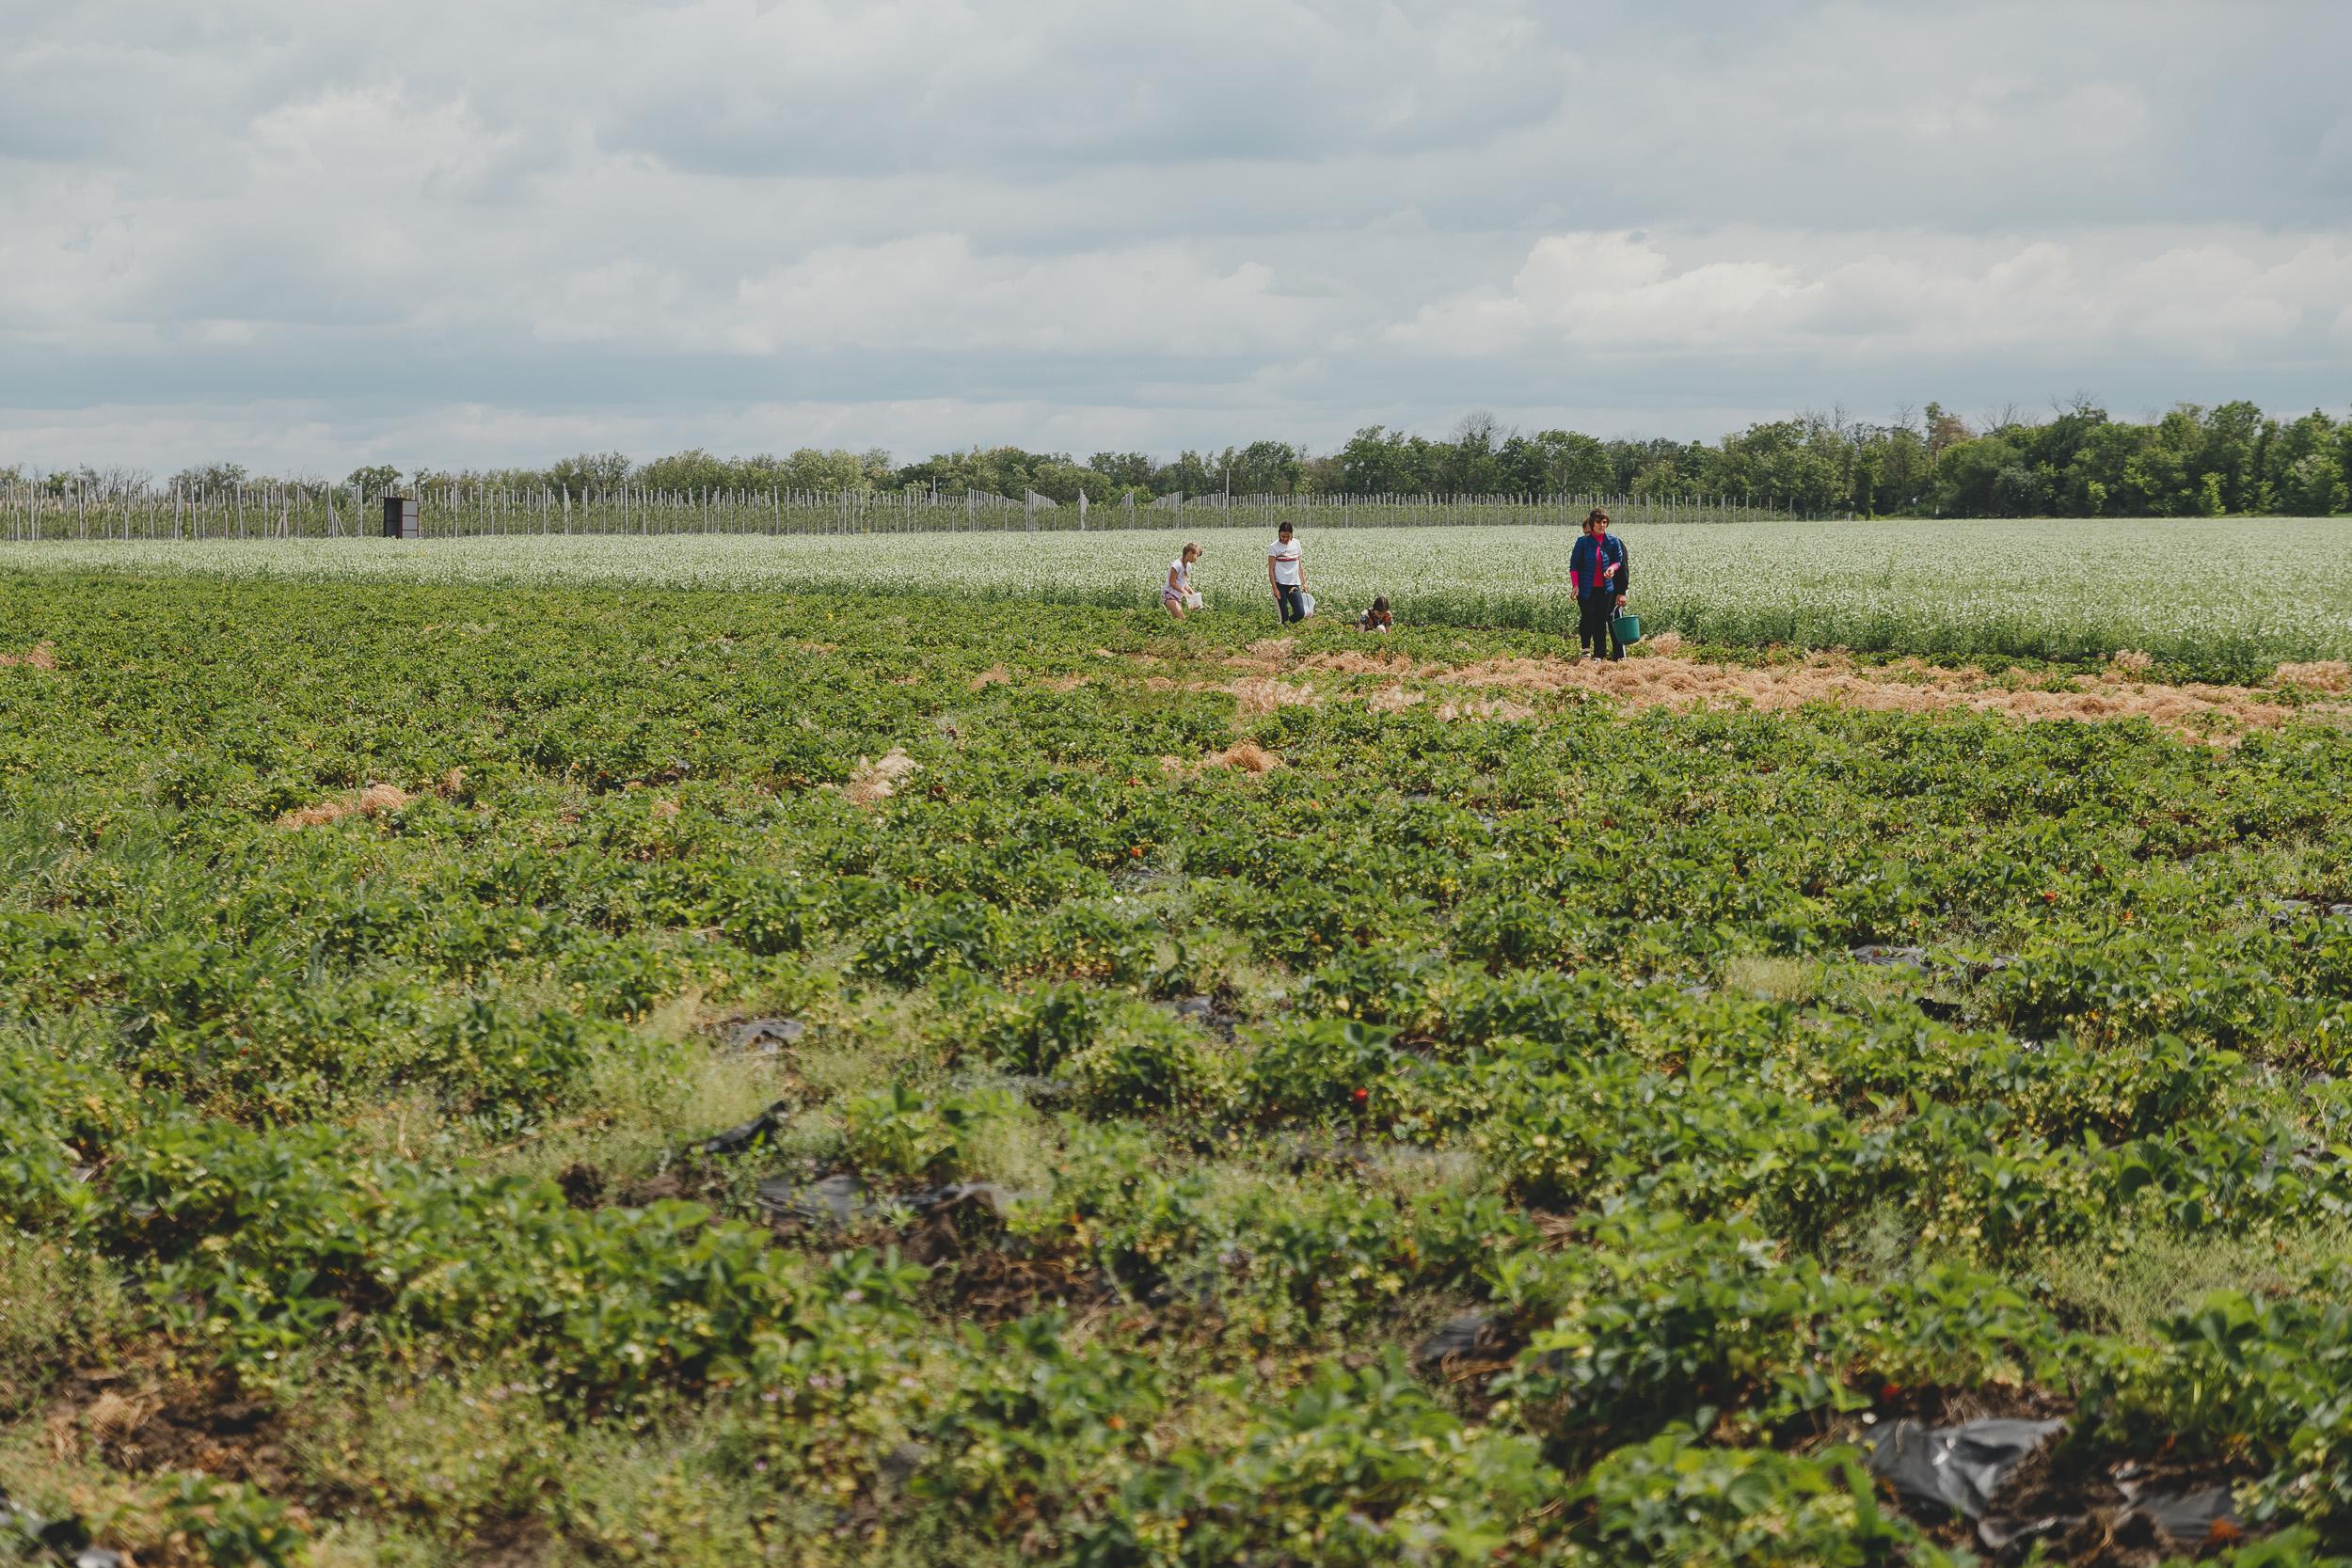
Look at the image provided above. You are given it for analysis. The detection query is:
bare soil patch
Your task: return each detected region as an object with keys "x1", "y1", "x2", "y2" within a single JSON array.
[
  {"x1": 844, "y1": 747, "x2": 920, "y2": 806},
  {"x1": 278, "y1": 782, "x2": 413, "y2": 829},
  {"x1": 278, "y1": 768, "x2": 469, "y2": 830},
  {"x1": 1462, "y1": 655, "x2": 2328, "y2": 738},
  {"x1": 1198, "y1": 739, "x2": 1282, "y2": 773},
  {"x1": 0, "y1": 641, "x2": 57, "y2": 669},
  {"x1": 1187, "y1": 640, "x2": 2341, "y2": 741},
  {"x1": 1300, "y1": 649, "x2": 1412, "y2": 675},
  {"x1": 1224, "y1": 637, "x2": 1298, "y2": 673},
  {"x1": 45, "y1": 1366, "x2": 290, "y2": 1490},
  {"x1": 1435, "y1": 696, "x2": 1536, "y2": 721},
  {"x1": 942, "y1": 1245, "x2": 1104, "y2": 1323},
  {"x1": 1227, "y1": 676, "x2": 1319, "y2": 716},
  {"x1": 2275, "y1": 658, "x2": 2352, "y2": 692}
]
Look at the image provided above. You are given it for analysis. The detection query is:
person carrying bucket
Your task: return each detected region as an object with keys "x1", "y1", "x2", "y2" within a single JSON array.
[
  {"x1": 1163, "y1": 541, "x2": 1204, "y2": 619},
  {"x1": 1570, "y1": 508, "x2": 1632, "y2": 661}
]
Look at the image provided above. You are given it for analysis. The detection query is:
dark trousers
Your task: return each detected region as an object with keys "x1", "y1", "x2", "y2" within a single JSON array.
[
  {"x1": 1276, "y1": 584, "x2": 1305, "y2": 624},
  {"x1": 1579, "y1": 593, "x2": 1623, "y2": 659}
]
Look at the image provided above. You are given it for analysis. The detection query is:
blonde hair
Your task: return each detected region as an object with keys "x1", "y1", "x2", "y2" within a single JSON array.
[{"x1": 1182, "y1": 541, "x2": 1201, "y2": 560}]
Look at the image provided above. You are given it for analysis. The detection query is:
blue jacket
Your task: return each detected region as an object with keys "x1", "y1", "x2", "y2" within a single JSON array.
[{"x1": 1571, "y1": 532, "x2": 1630, "y2": 597}]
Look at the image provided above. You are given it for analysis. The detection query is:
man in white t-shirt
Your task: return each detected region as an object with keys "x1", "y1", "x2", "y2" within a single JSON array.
[{"x1": 1266, "y1": 521, "x2": 1308, "y2": 624}]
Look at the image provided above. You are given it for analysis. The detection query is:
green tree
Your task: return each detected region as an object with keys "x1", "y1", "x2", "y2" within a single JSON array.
[
  {"x1": 1991, "y1": 464, "x2": 2046, "y2": 515},
  {"x1": 1846, "y1": 447, "x2": 1884, "y2": 515},
  {"x1": 1157, "y1": 450, "x2": 1221, "y2": 498},
  {"x1": 169, "y1": 462, "x2": 248, "y2": 499},
  {"x1": 2197, "y1": 400, "x2": 2265, "y2": 513},
  {"x1": 1223, "y1": 440, "x2": 1306, "y2": 496},
  {"x1": 2061, "y1": 423, "x2": 2149, "y2": 515},
  {"x1": 1023, "y1": 460, "x2": 1112, "y2": 505},
  {"x1": 1862, "y1": 423, "x2": 1932, "y2": 513},
  {"x1": 634, "y1": 449, "x2": 735, "y2": 496},
  {"x1": 1087, "y1": 451, "x2": 1162, "y2": 494},
  {"x1": 1295, "y1": 450, "x2": 1344, "y2": 495},
  {"x1": 754, "y1": 448, "x2": 893, "y2": 493},
  {"x1": 2278, "y1": 451, "x2": 2347, "y2": 515},
  {"x1": 1931, "y1": 436, "x2": 2025, "y2": 515},
  {"x1": 2257, "y1": 411, "x2": 2341, "y2": 515},
  {"x1": 1337, "y1": 427, "x2": 1438, "y2": 495},
  {"x1": 1923, "y1": 403, "x2": 1973, "y2": 464},
  {"x1": 1502, "y1": 430, "x2": 1615, "y2": 494},
  {"x1": 1432, "y1": 412, "x2": 1507, "y2": 493},
  {"x1": 896, "y1": 446, "x2": 1098, "y2": 501},
  {"x1": 429, "y1": 399, "x2": 2352, "y2": 519},
  {"x1": 1715, "y1": 421, "x2": 1842, "y2": 511},
  {"x1": 545, "y1": 452, "x2": 631, "y2": 499}
]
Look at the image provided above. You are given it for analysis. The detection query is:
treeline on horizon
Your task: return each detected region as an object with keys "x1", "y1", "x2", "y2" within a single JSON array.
[{"x1": 15, "y1": 399, "x2": 2352, "y2": 518}]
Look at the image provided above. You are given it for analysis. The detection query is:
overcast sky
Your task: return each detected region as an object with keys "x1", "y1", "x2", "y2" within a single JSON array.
[{"x1": 4, "y1": 0, "x2": 2349, "y2": 475}]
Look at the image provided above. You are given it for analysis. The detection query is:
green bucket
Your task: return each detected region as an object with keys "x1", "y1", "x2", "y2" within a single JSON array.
[{"x1": 1611, "y1": 613, "x2": 1643, "y2": 646}]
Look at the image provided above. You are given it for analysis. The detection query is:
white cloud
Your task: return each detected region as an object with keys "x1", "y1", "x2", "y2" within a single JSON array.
[{"x1": 1392, "y1": 229, "x2": 2352, "y2": 367}]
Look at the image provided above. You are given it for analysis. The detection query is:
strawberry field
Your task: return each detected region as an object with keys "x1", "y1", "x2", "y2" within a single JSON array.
[{"x1": 4, "y1": 565, "x2": 2352, "y2": 1566}]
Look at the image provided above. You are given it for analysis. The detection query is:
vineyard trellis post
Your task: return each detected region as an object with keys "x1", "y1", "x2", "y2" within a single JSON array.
[{"x1": 0, "y1": 473, "x2": 1869, "y2": 544}]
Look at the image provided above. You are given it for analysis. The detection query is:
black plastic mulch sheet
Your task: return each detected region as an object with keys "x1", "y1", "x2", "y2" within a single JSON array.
[
  {"x1": 690, "y1": 1099, "x2": 794, "y2": 1157},
  {"x1": 2, "y1": 1486, "x2": 126, "y2": 1567},
  {"x1": 724, "y1": 1017, "x2": 805, "y2": 1055},
  {"x1": 1868, "y1": 1417, "x2": 2068, "y2": 1521},
  {"x1": 1410, "y1": 1311, "x2": 1522, "y2": 1379},
  {"x1": 2123, "y1": 1481, "x2": 2244, "y2": 1549},
  {"x1": 1867, "y1": 1418, "x2": 2246, "y2": 1555}
]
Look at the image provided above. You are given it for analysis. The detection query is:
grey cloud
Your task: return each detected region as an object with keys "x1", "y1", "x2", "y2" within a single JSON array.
[
  {"x1": 3, "y1": 0, "x2": 2351, "y2": 476},
  {"x1": 592, "y1": 0, "x2": 1571, "y2": 178}
]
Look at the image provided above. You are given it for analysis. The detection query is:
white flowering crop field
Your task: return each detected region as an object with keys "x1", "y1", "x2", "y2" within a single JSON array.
[{"x1": 8, "y1": 517, "x2": 2350, "y2": 671}]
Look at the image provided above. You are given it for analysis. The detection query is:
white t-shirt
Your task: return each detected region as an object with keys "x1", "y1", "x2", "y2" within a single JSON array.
[
  {"x1": 1166, "y1": 558, "x2": 1192, "y2": 594},
  {"x1": 1267, "y1": 537, "x2": 1303, "y2": 586}
]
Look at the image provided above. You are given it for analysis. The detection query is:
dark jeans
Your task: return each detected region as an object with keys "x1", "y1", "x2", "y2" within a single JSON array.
[
  {"x1": 1275, "y1": 584, "x2": 1305, "y2": 624},
  {"x1": 1579, "y1": 593, "x2": 1624, "y2": 659}
]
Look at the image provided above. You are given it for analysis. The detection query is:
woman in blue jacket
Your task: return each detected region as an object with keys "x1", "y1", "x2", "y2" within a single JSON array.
[{"x1": 1570, "y1": 509, "x2": 1630, "y2": 661}]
